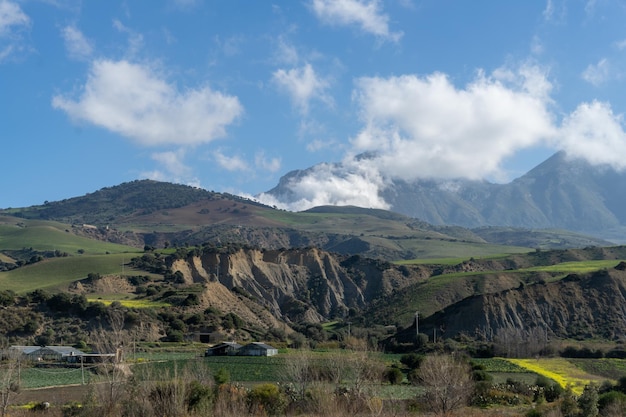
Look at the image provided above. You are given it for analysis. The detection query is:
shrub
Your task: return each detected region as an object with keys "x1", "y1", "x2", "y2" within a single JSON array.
[
  {"x1": 385, "y1": 366, "x2": 403, "y2": 385},
  {"x1": 599, "y1": 390, "x2": 626, "y2": 413},
  {"x1": 214, "y1": 368, "x2": 230, "y2": 386},
  {"x1": 247, "y1": 383, "x2": 286, "y2": 416},
  {"x1": 186, "y1": 380, "x2": 213, "y2": 414},
  {"x1": 400, "y1": 353, "x2": 423, "y2": 370}
]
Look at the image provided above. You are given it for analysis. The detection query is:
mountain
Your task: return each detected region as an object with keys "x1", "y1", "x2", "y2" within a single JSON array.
[
  {"x1": 264, "y1": 152, "x2": 626, "y2": 242},
  {"x1": 0, "y1": 180, "x2": 529, "y2": 262},
  {"x1": 388, "y1": 264, "x2": 626, "y2": 353},
  {"x1": 0, "y1": 180, "x2": 625, "y2": 346}
]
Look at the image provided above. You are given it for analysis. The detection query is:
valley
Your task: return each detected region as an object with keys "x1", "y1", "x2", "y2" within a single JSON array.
[{"x1": 2, "y1": 180, "x2": 626, "y2": 416}]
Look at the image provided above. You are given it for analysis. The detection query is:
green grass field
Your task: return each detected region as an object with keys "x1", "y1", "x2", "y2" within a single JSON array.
[
  {"x1": 0, "y1": 222, "x2": 138, "y2": 255},
  {"x1": 0, "y1": 253, "x2": 143, "y2": 293},
  {"x1": 525, "y1": 260, "x2": 626, "y2": 274}
]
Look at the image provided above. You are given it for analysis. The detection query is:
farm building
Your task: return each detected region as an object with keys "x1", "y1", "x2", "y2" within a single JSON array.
[
  {"x1": 204, "y1": 342, "x2": 242, "y2": 356},
  {"x1": 238, "y1": 342, "x2": 278, "y2": 357},
  {"x1": 204, "y1": 342, "x2": 278, "y2": 357},
  {"x1": 10, "y1": 346, "x2": 86, "y2": 363}
]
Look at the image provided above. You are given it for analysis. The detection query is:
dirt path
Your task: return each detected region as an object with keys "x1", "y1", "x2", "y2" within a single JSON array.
[{"x1": 16, "y1": 384, "x2": 90, "y2": 406}]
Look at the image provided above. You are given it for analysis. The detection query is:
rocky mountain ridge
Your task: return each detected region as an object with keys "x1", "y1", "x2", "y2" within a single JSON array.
[
  {"x1": 265, "y1": 152, "x2": 626, "y2": 242},
  {"x1": 388, "y1": 264, "x2": 626, "y2": 352},
  {"x1": 168, "y1": 247, "x2": 429, "y2": 325}
]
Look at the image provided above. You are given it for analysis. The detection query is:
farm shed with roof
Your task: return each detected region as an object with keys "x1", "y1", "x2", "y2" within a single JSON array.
[
  {"x1": 11, "y1": 346, "x2": 86, "y2": 362},
  {"x1": 238, "y1": 342, "x2": 278, "y2": 357},
  {"x1": 205, "y1": 341, "x2": 242, "y2": 356}
]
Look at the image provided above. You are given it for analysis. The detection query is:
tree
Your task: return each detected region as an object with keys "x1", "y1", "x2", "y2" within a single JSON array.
[
  {"x1": 417, "y1": 354, "x2": 474, "y2": 416},
  {"x1": 0, "y1": 347, "x2": 21, "y2": 417},
  {"x1": 87, "y1": 309, "x2": 130, "y2": 417},
  {"x1": 282, "y1": 349, "x2": 313, "y2": 402},
  {"x1": 578, "y1": 383, "x2": 599, "y2": 417}
]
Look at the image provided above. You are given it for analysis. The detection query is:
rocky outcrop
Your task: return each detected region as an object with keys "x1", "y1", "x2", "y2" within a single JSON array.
[
  {"x1": 412, "y1": 266, "x2": 626, "y2": 342},
  {"x1": 170, "y1": 248, "x2": 429, "y2": 325}
]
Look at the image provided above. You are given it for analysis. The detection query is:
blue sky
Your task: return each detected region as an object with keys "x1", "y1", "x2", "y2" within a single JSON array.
[{"x1": 2, "y1": 0, "x2": 626, "y2": 210}]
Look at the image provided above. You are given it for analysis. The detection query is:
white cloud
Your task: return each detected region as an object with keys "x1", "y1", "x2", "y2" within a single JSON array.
[
  {"x1": 273, "y1": 63, "x2": 332, "y2": 114},
  {"x1": 0, "y1": 0, "x2": 28, "y2": 36},
  {"x1": 214, "y1": 151, "x2": 249, "y2": 172},
  {"x1": 61, "y1": 25, "x2": 93, "y2": 61},
  {"x1": 349, "y1": 65, "x2": 556, "y2": 181},
  {"x1": 531, "y1": 35, "x2": 544, "y2": 55},
  {"x1": 310, "y1": 0, "x2": 402, "y2": 42},
  {"x1": 52, "y1": 59, "x2": 243, "y2": 146},
  {"x1": 255, "y1": 152, "x2": 281, "y2": 173},
  {"x1": 542, "y1": 0, "x2": 555, "y2": 20},
  {"x1": 151, "y1": 149, "x2": 192, "y2": 178},
  {"x1": 265, "y1": 63, "x2": 626, "y2": 212},
  {"x1": 582, "y1": 58, "x2": 610, "y2": 86},
  {"x1": 274, "y1": 36, "x2": 299, "y2": 65},
  {"x1": 257, "y1": 161, "x2": 390, "y2": 211},
  {"x1": 306, "y1": 138, "x2": 336, "y2": 152},
  {"x1": 141, "y1": 149, "x2": 201, "y2": 186},
  {"x1": 557, "y1": 101, "x2": 626, "y2": 170},
  {"x1": 113, "y1": 19, "x2": 144, "y2": 57},
  {"x1": 0, "y1": 0, "x2": 29, "y2": 62}
]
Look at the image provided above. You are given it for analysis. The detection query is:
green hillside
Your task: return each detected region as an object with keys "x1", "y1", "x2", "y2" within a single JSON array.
[
  {"x1": 0, "y1": 253, "x2": 143, "y2": 293},
  {"x1": 0, "y1": 216, "x2": 137, "y2": 254}
]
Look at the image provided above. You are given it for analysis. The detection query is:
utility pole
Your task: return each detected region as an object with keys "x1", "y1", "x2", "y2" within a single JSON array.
[{"x1": 415, "y1": 311, "x2": 419, "y2": 340}]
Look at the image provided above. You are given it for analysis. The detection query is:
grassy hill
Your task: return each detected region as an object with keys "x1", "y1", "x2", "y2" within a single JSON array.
[
  {"x1": 0, "y1": 215, "x2": 137, "y2": 255},
  {"x1": 0, "y1": 253, "x2": 143, "y2": 293}
]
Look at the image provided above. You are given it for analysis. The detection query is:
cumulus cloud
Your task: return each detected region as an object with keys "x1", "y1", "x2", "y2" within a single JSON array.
[
  {"x1": 257, "y1": 161, "x2": 390, "y2": 211},
  {"x1": 52, "y1": 59, "x2": 243, "y2": 146},
  {"x1": 349, "y1": 65, "x2": 556, "y2": 181},
  {"x1": 310, "y1": 0, "x2": 402, "y2": 42},
  {"x1": 273, "y1": 63, "x2": 332, "y2": 114},
  {"x1": 262, "y1": 63, "x2": 626, "y2": 211},
  {"x1": 61, "y1": 25, "x2": 93, "y2": 60},
  {"x1": 557, "y1": 101, "x2": 626, "y2": 170}
]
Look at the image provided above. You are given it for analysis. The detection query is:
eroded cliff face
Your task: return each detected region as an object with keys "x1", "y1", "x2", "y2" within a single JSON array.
[
  {"x1": 416, "y1": 266, "x2": 626, "y2": 342},
  {"x1": 170, "y1": 248, "x2": 428, "y2": 326}
]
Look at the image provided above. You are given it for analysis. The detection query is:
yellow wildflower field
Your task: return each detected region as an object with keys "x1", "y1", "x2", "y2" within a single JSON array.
[
  {"x1": 87, "y1": 298, "x2": 170, "y2": 308},
  {"x1": 506, "y1": 358, "x2": 608, "y2": 395}
]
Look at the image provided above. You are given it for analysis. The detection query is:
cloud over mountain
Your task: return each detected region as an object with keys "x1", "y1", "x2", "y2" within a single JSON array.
[{"x1": 259, "y1": 64, "x2": 626, "y2": 212}]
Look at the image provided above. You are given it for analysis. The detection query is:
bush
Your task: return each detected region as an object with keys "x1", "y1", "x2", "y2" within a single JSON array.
[
  {"x1": 385, "y1": 366, "x2": 403, "y2": 385},
  {"x1": 186, "y1": 380, "x2": 213, "y2": 414},
  {"x1": 472, "y1": 369, "x2": 493, "y2": 382},
  {"x1": 400, "y1": 353, "x2": 423, "y2": 370},
  {"x1": 599, "y1": 390, "x2": 626, "y2": 413},
  {"x1": 247, "y1": 383, "x2": 286, "y2": 416},
  {"x1": 214, "y1": 368, "x2": 230, "y2": 386}
]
